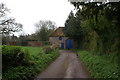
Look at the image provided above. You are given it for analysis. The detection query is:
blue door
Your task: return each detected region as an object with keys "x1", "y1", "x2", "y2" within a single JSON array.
[
  {"x1": 66, "y1": 39, "x2": 73, "y2": 49},
  {"x1": 61, "y1": 43, "x2": 64, "y2": 48}
]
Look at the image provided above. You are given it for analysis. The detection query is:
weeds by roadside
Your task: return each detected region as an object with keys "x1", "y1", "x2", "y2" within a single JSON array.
[{"x1": 77, "y1": 50, "x2": 118, "y2": 79}]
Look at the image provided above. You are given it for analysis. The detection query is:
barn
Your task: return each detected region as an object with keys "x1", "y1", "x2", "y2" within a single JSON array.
[{"x1": 49, "y1": 27, "x2": 74, "y2": 49}]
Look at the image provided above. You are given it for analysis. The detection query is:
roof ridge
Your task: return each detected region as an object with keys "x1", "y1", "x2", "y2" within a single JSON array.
[{"x1": 49, "y1": 27, "x2": 65, "y2": 37}]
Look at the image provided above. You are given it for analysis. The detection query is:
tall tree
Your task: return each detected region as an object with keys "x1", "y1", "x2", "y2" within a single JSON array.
[
  {"x1": 65, "y1": 0, "x2": 120, "y2": 53},
  {"x1": 64, "y1": 11, "x2": 85, "y2": 48},
  {"x1": 34, "y1": 20, "x2": 57, "y2": 41}
]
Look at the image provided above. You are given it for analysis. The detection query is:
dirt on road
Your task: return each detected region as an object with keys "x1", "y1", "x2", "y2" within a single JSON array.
[{"x1": 35, "y1": 50, "x2": 91, "y2": 79}]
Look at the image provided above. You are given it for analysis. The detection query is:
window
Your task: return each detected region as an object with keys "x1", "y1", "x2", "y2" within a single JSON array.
[{"x1": 59, "y1": 36, "x2": 62, "y2": 40}]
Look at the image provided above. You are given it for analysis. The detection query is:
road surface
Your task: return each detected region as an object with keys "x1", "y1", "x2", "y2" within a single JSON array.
[{"x1": 34, "y1": 50, "x2": 91, "y2": 79}]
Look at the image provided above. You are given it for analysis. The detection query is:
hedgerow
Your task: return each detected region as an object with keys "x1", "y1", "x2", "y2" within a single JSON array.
[
  {"x1": 2, "y1": 45, "x2": 60, "y2": 80},
  {"x1": 78, "y1": 51, "x2": 118, "y2": 79}
]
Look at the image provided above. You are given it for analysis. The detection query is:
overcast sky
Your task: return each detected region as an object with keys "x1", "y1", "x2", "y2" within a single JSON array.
[{"x1": 1, "y1": 0, "x2": 75, "y2": 36}]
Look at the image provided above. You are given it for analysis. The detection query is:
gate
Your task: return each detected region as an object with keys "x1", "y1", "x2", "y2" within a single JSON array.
[
  {"x1": 66, "y1": 39, "x2": 73, "y2": 49},
  {"x1": 61, "y1": 43, "x2": 64, "y2": 48}
]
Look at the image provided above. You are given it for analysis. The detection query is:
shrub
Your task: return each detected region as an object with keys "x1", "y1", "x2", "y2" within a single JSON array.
[
  {"x1": 2, "y1": 45, "x2": 21, "y2": 67},
  {"x1": 2, "y1": 45, "x2": 60, "y2": 80},
  {"x1": 2, "y1": 45, "x2": 31, "y2": 72},
  {"x1": 77, "y1": 51, "x2": 118, "y2": 78},
  {"x1": 43, "y1": 46, "x2": 54, "y2": 54}
]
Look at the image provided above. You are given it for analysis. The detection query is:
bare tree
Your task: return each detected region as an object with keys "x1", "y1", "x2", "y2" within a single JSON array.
[
  {"x1": 0, "y1": 3, "x2": 23, "y2": 35},
  {"x1": 34, "y1": 20, "x2": 57, "y2": 41},
  {"x1": 35, "y1": 20, "x2": 57, "y2": 32}
]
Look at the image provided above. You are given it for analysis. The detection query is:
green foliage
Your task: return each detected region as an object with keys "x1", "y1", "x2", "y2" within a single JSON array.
[
  {"x1": 78, "y1": 51, "x2": 118, "y2": 78},
  {"x1": 64, "y1": 1, "x2": 119, "y2": 55},
  {"x1": 65, "y1": 1, "x2": 120, "y2": 79},
  {"x1": 64, "y1": 11, "x2": 86, "y2": 48},
  {"x1": 2, "y1": 45, "x2": 60, "y2": 80},
  {"x1": 21, "y1": 46, "x2": 43, "y2": 56},
  {"x1": 38, "y1": 26, "x2": 49, "y2": 41},
  {"x1": 43, "y1": 46, "x2": 55, "y2": 54},
  {"x1": 80, "y1": 14, "x2": 118, "y2": 54},
  {"x1": 34, "y1": 20, "x2": 56, "y2": 41},
  {"x1": 2, "y1": 45, "x2": 31, "y2": 72}
]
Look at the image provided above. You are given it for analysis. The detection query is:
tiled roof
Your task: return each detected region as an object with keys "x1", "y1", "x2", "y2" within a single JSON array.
[{"x1": 49, "y1": 27, "x2": 65, "y2": 37}]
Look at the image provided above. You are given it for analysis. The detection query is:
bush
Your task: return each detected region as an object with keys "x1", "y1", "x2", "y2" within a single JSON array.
[
  {"x1": 2, "y1": 45, "x2": 31, "y2": 72},
  {"x1": 43, "y1": 46, "x2": 54, "y2": 54},
  {"x1": 2, "y1": 45, "x2": 60, "y2": 80}
]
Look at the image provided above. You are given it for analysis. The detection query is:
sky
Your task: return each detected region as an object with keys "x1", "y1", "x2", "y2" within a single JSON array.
[{"x1": 0, "y1": 0, "x2": 75, "y2": 36}]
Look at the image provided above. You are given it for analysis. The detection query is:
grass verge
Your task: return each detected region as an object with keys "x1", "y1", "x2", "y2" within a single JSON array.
[{"x1": 77, "y1": 50, "x2": 118, "y2": 79}]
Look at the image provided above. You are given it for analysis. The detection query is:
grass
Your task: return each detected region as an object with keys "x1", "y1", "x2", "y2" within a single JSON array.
[
  {"x1": 2, "y1": 45, "x2": 60, "y2": 80},
  {"x1": 21, "y1": 46, "x2": 43, "y2": 55},
  {"x1": 77, "y1": 50, "x2": 118, "y2": 79}
]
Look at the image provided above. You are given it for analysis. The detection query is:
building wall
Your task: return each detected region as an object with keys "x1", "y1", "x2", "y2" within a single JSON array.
[
  {"x1": 28, "y1": 41, "x2": 43, "y2": 47},
  {"x1": 9, "y1": 41, "x2": 21, "y2": 45},
  {"x1": 49, "y1": 37, "x2": 68, "y2": 48}
]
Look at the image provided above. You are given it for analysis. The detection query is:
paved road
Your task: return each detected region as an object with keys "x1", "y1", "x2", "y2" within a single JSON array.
[{"x1": 35, "y1": 50, "x2": 91, "y2": 79}]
